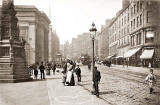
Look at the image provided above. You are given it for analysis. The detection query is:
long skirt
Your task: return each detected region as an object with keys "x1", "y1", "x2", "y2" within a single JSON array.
[
  {"x1": 70, "y1": 74, "x2": 75, "y2": 86},
  {"x1": 66, "y1": 71, "x2": 72, "y2": 84}
]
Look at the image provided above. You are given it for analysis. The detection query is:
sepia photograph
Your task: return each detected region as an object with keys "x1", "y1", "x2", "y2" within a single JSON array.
[{"x1": 0, "y1": 0, "x2": 160, "y2": 105}]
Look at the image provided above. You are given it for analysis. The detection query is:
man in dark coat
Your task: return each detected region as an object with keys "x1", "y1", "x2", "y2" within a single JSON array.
[
  {"x1": 52, "y1": 63, "x2": 56, "y2": 75},
  {"x1": 62, "y1": 61, "x2": 67, "y2": 85},
  {"x1": 75, "y1": 65, "x2": 81, "y2": 82},
  {"x1": 92, "y1": 66, "x2": 101, "y2": 97},
  {"x1": 39, "y1": 62, "x2": 45, "y2": 79}
]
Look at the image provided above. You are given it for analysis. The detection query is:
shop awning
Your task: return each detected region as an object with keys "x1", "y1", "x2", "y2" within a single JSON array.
[
  {"x1": 140, "y1": 49, "x2": 154, "y2": 59},
  {"x1": 115, "y1": 56, "x2": 123, "y2": 59},
  {"x1": 124, "y1": 48, "x2": 141, "y2": 58},
  {"x1": 106, "y1": 55, "x2": 115, "y2": 59}
]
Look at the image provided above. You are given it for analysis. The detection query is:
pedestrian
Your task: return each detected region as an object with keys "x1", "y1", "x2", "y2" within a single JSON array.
[
  {"x1": 92, "y1": 66, "x2": 101, "y2": 97},
  {"x1": 46, "y1": 62, "x2": 51, "y2": 75},
  {"x1": 148, "y1": 62, "x2": 152, "y2": 68},
  {"x1": 66, "y1": 60, "x2": 75, "y2": 86},
  {"x1": 39, "y1": 62, "x2": 45, "y2": 79},
  {"x1": 145, "y1": 69, "x2": 156, "y2": 94},
  {"x1": 52, "y1": 63, "x2": 56, "y2": 75},
  {"x1": 108, "y1": 60, "x2": 111, "y2": 67},
  {"x1": 62, "y1": 61, "x2": 67, "y2": 85},
  {"x1": 33, "y1": 64, "x2": 38, "y2": 80},
  {"x1": 28, "y1": 65, "x2": 33, "y2": 76},
  {"x1": 88, "y1": 63, "x2": 91, "y2": 71},
  {"x1": 75, "y1": 65, "x2": 81, "y2": 82}
]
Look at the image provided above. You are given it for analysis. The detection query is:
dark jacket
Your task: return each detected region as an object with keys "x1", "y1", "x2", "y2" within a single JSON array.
[
  {"x1": 93, "y1": 70, "x2": 101, "y2": 82},
  {"x1": 39, "y1": 65, "x2": 45, "y2": 71},
  {"x1": 62, "y1": 63, "x2": 67, "y2": 74},
  {"x1": 75, "y1": 67, "x2": 81, "y2": 76}
]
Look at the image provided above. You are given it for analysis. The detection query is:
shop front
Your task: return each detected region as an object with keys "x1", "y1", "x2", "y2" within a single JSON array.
[
  {"x1": 140, "y1": 48, "x2": 154, "y2": 67},
  {"x1": 124, "y1": 47, "x2": 141, "y2": 66}
]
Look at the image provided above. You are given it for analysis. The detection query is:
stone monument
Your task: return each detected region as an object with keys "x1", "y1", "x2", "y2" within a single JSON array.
[{"x1": 0, "y1": 0, "x2": 30, "y2": 82}]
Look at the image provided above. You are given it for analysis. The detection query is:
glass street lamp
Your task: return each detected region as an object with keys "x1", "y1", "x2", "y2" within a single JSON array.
[
  {"x1": 89, "y1": 22, "x2": 97, "y2": 39},
  {"x1": 89, "y1": 22, "x2": 97, "y2": 87}
]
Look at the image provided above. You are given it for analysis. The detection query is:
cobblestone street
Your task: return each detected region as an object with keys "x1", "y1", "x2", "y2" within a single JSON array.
[{"x1": 79, "y1": 65, "x2": 160, "y2": 105}]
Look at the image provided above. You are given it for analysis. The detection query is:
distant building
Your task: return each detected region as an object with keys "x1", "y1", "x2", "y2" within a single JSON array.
[
  {"x1": 48, "y1": 26, "x2": 60, "y2": 62},
  {"x1": 97, "y1": 19, "x2": 111, "y2": 60},
  {"x1": 109, "y1": 0, "x2": 160, "y2": 67},
  {"x1": 15, "y1": 5, "x2": 51, "y2": 65},
  {"x1": 69, "y1": 32, "x2": 99, "y2": 61}
]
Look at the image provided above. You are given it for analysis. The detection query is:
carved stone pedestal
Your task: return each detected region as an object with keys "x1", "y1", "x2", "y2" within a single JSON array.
[
  {"x1": 0, "y1": 40, "x2": 31, "y2": 82},
  {"x1": 0, "y1": 0, "x2": 31, "y2": 82}
]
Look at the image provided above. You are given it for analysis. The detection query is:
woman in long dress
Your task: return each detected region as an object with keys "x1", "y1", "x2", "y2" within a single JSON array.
[{"x1": 66, "y1": 60, "x2": 75, "y2": 86}]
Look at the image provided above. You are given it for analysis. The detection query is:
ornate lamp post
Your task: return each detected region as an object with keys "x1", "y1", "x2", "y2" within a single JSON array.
[{"x1": 89, "y1": 22, "x2": 97, "y2": 82}]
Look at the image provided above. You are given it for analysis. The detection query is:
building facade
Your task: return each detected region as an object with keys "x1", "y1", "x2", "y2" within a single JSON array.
[
  {"x1": 48, "y1": 27, "x2": 60, "y2": 62},
  {"x1": 68, "y1": 32, "x2": 99, "y2": 61},
  {"x1": 109, "y1": 0, "x2": 160, "y2": 67},
  {"x1": 97, "y1": 20, "x2": 111, "y2": 60},
  {"x1": 15, "y1": 5, "x2": 51, "y2": 65}
]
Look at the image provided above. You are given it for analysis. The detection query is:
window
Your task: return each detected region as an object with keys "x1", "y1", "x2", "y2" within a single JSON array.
[
  {"x1": 131, "y1": 7, "x2": 133, "y2": 16},
  {"x1": 140, "y1": 2, "x2": 142, "y2": 10},
  {"x1": 131, "y1": 36, "x2": 133, "y2": 46},
  {"x1": 133, "y1": 19, "x2": 135, "y2": 29},
  {"x1": 147, "y1": 11, "x2": 152, "y2": 23},
  {"x1": 139, "y1": 33, "x2": 141, "y2": 44},
  {"x1": 136, "y1": 34, "x2": 138, "y2": 45},
  {"x1": 19, "y1": 27, "x2": 28, "y2": 42},
  {"x1": 140, "y1": 14, "x2": 142, "y2": 25},
  {"x1": 145, "y1": 31, "x2": 154, "y2": 43},
  {"x1": 137, "y1": 1, "x2": 139, "y2": 12},
  {"x1": 131, "y1": 21, "x2": 133, "y2": 31},
  {"x1": 137, "y1": 16, "x2": 139, "y2": 27},
  {"x1": 127, "y1": 25, "x2": 129, "y2": 33},
  {"x1": 122, "y1": 18, "x2": 123, "y2": 26},
  {"x1": 134, "y1": 4, "x2": 136, "y2": 14}
]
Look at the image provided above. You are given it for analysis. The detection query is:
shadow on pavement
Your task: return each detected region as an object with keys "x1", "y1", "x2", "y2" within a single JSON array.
[{"x1": 99, "y1": 91, "x2": 116, "y2": 95}]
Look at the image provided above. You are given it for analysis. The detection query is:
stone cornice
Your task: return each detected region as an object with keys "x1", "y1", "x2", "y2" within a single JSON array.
[{"x1": 0, "y1": 5, "x2": 51, "y2": 25}]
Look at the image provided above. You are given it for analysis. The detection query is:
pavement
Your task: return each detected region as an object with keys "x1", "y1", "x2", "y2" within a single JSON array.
[
  {"x1": 0, "y1": 65, "x2": 160, "y2": 105},
  {"x1": 0, "y1": 80, "x2": 50, "y2": 105},
  {"x1": 0, "y1": 69, "x2": 108, "y2": 105},
  {"x1": 46, "y1": 74, "x2": 108, "y2": 105}
]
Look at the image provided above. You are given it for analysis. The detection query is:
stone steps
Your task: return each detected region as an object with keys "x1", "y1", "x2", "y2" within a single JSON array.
[
  {"x1": 0, "y1": 75, "x2": 15, "y2": 79},
  {"x1": 0, "y1": 79, "x2": 16, "y2": 83}
]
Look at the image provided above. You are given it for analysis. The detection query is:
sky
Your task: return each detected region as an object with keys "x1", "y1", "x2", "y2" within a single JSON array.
[{"x1": 0, "y1": 0, "x2": 122, "y2": 44}]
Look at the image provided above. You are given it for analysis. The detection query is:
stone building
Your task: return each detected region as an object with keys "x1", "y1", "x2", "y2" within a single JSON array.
[
  {"x1": 15, "y1": 5, "x2": 50, "y2": 65},
  {"x1": 97, "y1": 20, "x2": 111, "y2": 60},
  {"x1": 48, "y1": 27, "x2": 60, "y2": 62},
  {"x1": 109, "y1": 0, "x2": 160, "y2": 67},
  {"x1": 71, "y1": 33, "x2": 91, "y2": 59},
  {"x1": 69, "y1": 32, "x2": 99, "y2": 61}
]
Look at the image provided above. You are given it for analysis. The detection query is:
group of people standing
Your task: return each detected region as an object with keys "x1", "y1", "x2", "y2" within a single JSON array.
[
  {"x1": 61, "y1": 59, "x2": 101, "y2": 97},
  {"x1": 28, "y1": 61, "x2": 57, "y2": 80},
  {"x1": 62, "y1": 59, "x2": 81, "y2": 86}
]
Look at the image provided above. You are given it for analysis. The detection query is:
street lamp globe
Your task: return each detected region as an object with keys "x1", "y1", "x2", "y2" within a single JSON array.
[{"x1": 89, "y1": 22, "x2": 97, "y2": 38}]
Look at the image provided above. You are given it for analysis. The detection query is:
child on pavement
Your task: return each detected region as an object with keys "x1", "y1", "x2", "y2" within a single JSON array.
[
  {"x1": 145, "y1": 69, "x2": 156, "y2": 94},
  {"x1": 75, "y1": 65, "x2": 81, "y2": 82}
]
